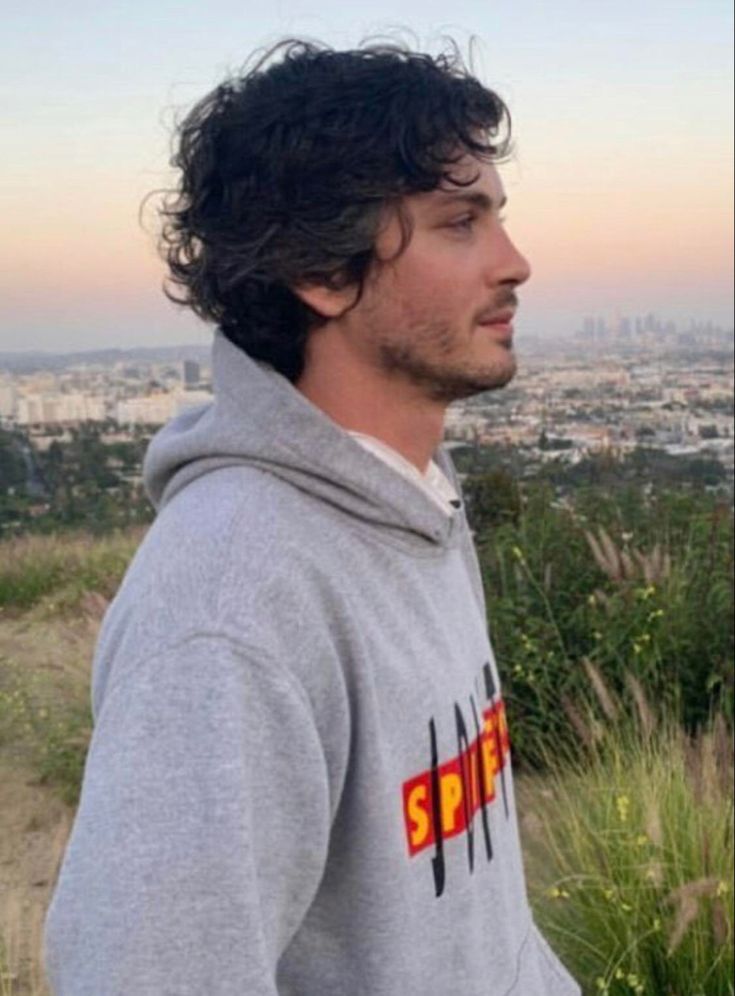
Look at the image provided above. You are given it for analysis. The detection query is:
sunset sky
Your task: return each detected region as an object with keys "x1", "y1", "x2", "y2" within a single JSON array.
[{"x1": 2, "y1": 0, "x2": 733, "y2": 351}]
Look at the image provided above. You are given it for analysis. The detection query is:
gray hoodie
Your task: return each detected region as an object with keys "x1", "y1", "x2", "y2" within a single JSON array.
[{"x1": 44, "y1": 330, "x2": 580, "y2": 996}]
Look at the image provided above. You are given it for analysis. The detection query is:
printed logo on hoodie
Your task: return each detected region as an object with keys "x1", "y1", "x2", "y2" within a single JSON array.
[{"x1": 401, "y1": 662, "x2": 511, "y2": 897}]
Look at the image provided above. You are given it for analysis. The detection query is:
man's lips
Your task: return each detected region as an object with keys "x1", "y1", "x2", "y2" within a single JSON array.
[
  {"x1": 477, "y1": 308, "x2": 516, "y2": 327},
  {"x1": 477, "y1": 311, "x2": 516, "y2": 345}
]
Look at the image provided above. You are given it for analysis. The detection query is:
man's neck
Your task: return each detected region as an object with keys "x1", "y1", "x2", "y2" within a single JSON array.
[{"x1": 295, "y1": 339, "x2": 446, "y2": 474}]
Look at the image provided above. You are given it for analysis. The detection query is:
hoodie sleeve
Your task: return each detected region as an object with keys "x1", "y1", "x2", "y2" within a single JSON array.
[{"x1": 44, "y1": 634, "x2": 332, "y2": 996}]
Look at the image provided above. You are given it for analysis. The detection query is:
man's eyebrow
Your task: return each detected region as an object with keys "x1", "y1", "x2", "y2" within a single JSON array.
[{"x1": 432, "y1": 190, "x2": 508, "y2": 212}]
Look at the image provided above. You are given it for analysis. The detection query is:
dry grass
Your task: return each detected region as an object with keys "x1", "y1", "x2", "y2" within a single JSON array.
[
  {"x1": 0, "y1": 528, "x2": 143, "y2": 613},
  {"x1": 0, "y1": 763, "x2": 73, "y2": 996},
  {"x1": 0, "y1": 604, "x2": 101, "y2": 994}
]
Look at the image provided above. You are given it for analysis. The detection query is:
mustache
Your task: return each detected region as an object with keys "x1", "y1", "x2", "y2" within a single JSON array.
[{"x1": 476, "y1": 290, "x2": 519, "y2": 322}]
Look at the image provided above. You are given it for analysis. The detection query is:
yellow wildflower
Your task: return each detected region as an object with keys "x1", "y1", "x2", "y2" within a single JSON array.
[{"x1": 616, "y1": 795, "x2": 631, "y2": 822}]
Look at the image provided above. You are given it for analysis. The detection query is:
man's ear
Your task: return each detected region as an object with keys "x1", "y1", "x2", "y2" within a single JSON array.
[{"x1": 291, "y1": 280, "x2": 360, "y2": 319}]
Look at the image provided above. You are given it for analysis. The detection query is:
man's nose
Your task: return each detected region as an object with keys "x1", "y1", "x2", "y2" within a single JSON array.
[{"x1": 489, "y1": 228, "x2": 532, "y2": 287}]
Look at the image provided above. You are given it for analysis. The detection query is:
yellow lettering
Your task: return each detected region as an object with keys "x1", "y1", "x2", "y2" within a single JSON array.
[
  {"x1": 407, "y1": 785, "x2": 430, "y2": 849},
  {"x1": 482, "y1": 718, "x2": 498, "y2": 798},
  {"x1": 440, "y1": 773, "x2": 463, "y2": 833}
]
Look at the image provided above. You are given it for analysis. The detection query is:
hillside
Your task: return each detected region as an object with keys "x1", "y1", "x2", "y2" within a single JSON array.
[{"x1": 0, "y1": 488, "x2": 732, "y2": 994}]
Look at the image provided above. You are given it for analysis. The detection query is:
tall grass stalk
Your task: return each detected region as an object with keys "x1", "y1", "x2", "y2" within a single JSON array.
[{"x1": 521, "y1": 702, "x2": 734, "y2": 995}]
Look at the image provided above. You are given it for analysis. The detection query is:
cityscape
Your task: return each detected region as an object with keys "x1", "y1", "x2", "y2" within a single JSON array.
[{"x1": 1, "y1": 312, "x2": 732, "y2": 490}]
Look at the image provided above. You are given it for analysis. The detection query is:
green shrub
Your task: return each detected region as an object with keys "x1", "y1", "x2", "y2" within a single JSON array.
[{"x1": 471, "y1": 483, "x2": 734, "y2": 768}]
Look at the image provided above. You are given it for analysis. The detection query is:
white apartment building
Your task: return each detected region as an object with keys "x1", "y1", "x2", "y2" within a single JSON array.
[
  {"x1": 115, "y1": 389, "x2": 212, "y2": 426},
  {"x1": 15, "y1": 392, "x2": 107, "y2": 425}
]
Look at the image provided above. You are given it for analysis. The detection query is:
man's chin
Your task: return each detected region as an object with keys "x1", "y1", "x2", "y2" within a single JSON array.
[
  {"x1": 470, "y1": 352, "x2": 518, "y2": 392},
  {"x1": 424, "y1": 360, "x2": 517, "y2": 403}
]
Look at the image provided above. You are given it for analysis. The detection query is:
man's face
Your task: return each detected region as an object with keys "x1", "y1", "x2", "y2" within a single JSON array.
[{"x1": 342, "y1": 154, "x2": 531, "y2": 403}]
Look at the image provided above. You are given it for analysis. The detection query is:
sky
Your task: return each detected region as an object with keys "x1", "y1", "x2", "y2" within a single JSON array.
[{"x1": 2, "y1": 0, "x2": 733, "y2": 352}]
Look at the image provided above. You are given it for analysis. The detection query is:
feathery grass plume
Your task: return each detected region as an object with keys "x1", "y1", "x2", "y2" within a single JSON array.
[
  {"x1": 712, "y1": 712, "x2": 733, "y2": 797},
  {"x1": 666, "y1": 891, "x2": 700, "y2": 958},
  {"x1": 585, "y1": 527, "x2": 623, "y2": 582},
  {"x1": 620, "y1": 549, "x2": 636, "y2": 580},
  {"x1": 642, "y1": 791, "x2": 665, "y2": 888},
  {"x1": 679, "y1": 726, "x2": 728, "y2": 809},
  {"x1": 712, "y1": 898, "x2": 729, "y2": 946},
  {"x1": 560, "y1": 694, "x2": 596, "y2": 749},
  {"x1": 666, "y1": 878, "x2": 722, "y2": 955},
  {"x1": 521, "y1": 711, "x2": 734, "y2": 994},
  {"x1": 625, "y1": 671, "x2": 656, "y2": 741},
  {"x1": 582, "y1": 657, "x2": 619, "y2": 723},
  {"x1": 598, "y1": 527, "x2": 624, "y2": 581},
  {"x1": 699, "y1": 730, "x2": 720, "y2": 808},
  {"x1": 631, "y1": 542, "x2": 673, "y2": 584},
  {"x1": 585, "y1": 526, "x2": 673, "y2": 589},
  {"x1": 643, "y1": 794, "x2": 663, "y2": 849}
]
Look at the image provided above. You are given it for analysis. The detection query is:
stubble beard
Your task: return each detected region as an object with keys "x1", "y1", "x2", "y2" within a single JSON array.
[{"x1": 375, "y1": 316, "x2": 517, "y2": 404}]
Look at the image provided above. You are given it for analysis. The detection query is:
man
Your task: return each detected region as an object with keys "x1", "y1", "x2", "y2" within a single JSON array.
[{"x1": 45, "y1": 39, "x2": 580, "y2": 995}]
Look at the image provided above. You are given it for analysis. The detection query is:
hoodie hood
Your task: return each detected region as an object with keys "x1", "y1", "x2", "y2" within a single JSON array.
[{"x1": 143, "y1": 331, "x2": 459, "y2": 547}]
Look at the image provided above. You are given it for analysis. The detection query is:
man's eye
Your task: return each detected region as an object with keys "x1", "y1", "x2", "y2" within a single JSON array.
[{"x1": 449, "y1": 215, "x2": 476, "y2": 230}]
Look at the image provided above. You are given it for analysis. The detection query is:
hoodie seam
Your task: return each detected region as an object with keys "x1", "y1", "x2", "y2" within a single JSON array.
[
  {"x1": 99, "y1": 629, "x2": 318, "y2": 724},
  {"x1": 337, "y1": 507, "x2": 466, "y2": 559},
  {"x1": 249, "y1": 462, "x2": 465, "y2": 560},
  {"x1": 97, "y1": 626, "x2": 351, "y2": 829}
]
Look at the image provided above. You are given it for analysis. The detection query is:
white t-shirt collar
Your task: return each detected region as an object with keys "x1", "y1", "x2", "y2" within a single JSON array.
[{"x1": 347, "y1": 431, "x2": 460, "y2": 517}]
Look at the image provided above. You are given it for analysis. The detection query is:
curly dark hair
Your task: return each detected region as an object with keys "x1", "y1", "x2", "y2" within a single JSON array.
[{"x1": 158, "y1": 37, "x2": 513, "y2": 381}]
